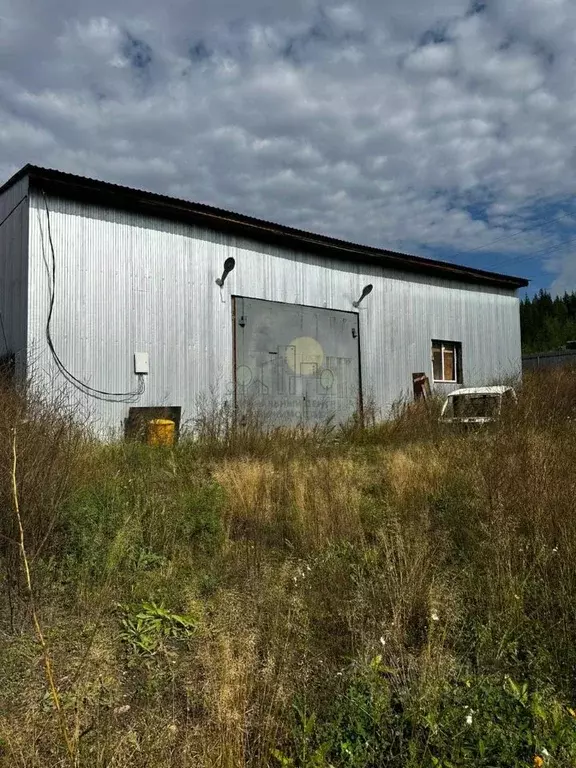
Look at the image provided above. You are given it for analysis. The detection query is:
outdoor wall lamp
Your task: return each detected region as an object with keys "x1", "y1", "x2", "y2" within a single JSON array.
[
  {"x1": 216, "y1": 257, "x2": 236, "y2": 287},
  {"x1": 353, "y1": 283, "x2": 373, "y2": 308}
]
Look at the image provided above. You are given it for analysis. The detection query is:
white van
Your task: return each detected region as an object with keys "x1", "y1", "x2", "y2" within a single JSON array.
[{"x1": 439, "y1": 386, "x2": 517, "y2": 427}]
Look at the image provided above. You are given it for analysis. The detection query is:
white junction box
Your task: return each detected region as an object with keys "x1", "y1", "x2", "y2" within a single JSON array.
[{"x1": 134, "y1": 352, "x2": 149, "y2": 375}]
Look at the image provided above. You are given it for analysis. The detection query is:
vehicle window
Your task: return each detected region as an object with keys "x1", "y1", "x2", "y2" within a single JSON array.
[{"x1": 452, "y1": 394, "x2": 500, "y2": 418}]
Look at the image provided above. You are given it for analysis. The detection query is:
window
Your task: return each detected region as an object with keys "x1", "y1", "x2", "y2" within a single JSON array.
[{"x1": 432, "y1": 341, "x2": 462, "y2": 383}]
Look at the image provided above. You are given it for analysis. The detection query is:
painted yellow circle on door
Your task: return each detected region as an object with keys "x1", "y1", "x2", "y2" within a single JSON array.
[{"x1": 285, "y1": 337, "x2": 324, "y2": 374}]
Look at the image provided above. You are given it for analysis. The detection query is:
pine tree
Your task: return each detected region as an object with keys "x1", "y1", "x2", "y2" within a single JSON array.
[{"x1": 520, "y1": 290, "x2": 576, "y2": 352}]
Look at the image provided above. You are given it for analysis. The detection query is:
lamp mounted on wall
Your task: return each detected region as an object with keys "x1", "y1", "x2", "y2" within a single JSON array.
[
  {"x1": 353, "y1": 283, "x2": 373, "y2": 308},
  {"x1": 216, "y1": 257, "x2": 236, "y2": 287}
]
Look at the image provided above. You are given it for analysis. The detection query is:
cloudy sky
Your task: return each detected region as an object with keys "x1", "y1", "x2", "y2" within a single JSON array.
[{"x1": 1, "y1": 0, "x2": 576, "y2": 294}]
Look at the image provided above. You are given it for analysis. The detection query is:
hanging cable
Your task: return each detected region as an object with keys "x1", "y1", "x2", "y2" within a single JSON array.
[
  {"x1": 41, "y1": 190, "x2": 145, "y2": 403},
  {"x1": 478, "y1": 232, "x2": 576, "y2": 273},
  {"x1": 430, "y1": 207, "x2": 576, "y2": 276},
  {"x1": 460, "y1": 208, "x2": 576, "y2": 255}
]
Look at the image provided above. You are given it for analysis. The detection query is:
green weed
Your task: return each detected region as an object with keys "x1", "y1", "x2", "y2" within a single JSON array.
[{"x1": 118, "y1": 600, "x2": 197, "y2": 657}]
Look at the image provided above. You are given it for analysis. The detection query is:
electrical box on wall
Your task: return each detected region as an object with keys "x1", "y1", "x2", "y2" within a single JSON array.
[{"x1": 134, "y1": 352, "x2": 149, "y2": 375}]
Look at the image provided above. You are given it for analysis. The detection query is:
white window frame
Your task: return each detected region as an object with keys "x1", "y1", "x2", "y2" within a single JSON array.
[{"x1": 432, "y1": 340, "x2": 461, "y2": 383}]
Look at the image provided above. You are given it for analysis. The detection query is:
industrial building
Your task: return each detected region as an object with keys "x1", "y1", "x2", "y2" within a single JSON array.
[{"x1": 0, "y1": 165, "x2": 528, "y2": 436}]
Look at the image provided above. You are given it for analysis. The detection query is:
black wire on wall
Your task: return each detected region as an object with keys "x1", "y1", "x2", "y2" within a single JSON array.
[{"x1": 41, "y1": 190, "x2": 145, "y2": 403}]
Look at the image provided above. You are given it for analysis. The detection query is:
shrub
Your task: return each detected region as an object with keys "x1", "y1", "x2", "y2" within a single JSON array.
[{"x1": 277, "y1": 663, "x2": 576, "y2": 768}]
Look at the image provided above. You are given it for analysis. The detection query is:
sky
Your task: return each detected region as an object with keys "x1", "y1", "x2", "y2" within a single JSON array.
[{"x1": 1, "y1": 0, "x2": 576, "y2": 296}]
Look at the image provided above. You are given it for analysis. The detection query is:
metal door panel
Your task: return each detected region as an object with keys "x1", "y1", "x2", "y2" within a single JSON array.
[{"x1": 233, "y1": 297, "x2": 361, "y2": 426}]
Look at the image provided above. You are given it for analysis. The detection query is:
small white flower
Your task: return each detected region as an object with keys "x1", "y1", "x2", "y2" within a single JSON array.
[
  {"x1": 552, "y1": 546, "x2": 558, "y2": 553},
  {"x1": 542, "y1": 748, "x2": 550, "y2": 757},
  {"x1": 465, "y1": 714, "x2": 473, "y2": 725},
  {"x1": 430, "y1": 611, "x2": 440, "y2": 622},
  {"x1": 380, "y1": 636, "x2": 386, "y2": 647}
]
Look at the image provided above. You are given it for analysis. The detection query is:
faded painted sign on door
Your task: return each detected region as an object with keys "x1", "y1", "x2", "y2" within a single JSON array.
[{"x1": 233, "y1": 296, "x2": 361, "y2": 426}]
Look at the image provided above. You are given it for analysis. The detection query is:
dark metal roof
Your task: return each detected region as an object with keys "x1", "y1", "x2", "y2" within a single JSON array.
[{"x1": 1, "y1": 163, "x2": 529, "y2": 290}]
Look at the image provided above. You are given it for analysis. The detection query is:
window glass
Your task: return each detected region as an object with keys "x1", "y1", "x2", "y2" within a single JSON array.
[
  {"x1": 443, "y1": 347, "x2": 455, "y2": 381},
  {"x1": 453, "y1": 394, "x2": 499, "y2": 418},
  {"x1": 432, "y1": 340, "x2": 461, "y2": 382},
  {"x1": 432, "y1": 345, "x2": 443, "y2": 381}
]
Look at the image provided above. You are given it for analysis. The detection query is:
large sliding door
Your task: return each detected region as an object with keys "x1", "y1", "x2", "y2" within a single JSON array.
[{"x1": 233, "y1": 296, "x2": 361, "y2": 426}]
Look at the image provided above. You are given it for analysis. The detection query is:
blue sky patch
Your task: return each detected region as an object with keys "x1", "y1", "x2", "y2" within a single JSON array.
[
  {"x1": 189, "y1": 40, "x2": 212, "y2": 63},
  {"x1": 122, "y1": 32, "x2": 153, "y2": 71}
]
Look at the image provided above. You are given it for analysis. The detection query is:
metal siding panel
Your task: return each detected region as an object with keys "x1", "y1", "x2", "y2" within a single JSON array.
[
  {"x1": 234, "y1": 297, "x2": 360, "y2": 425},
  {"x1": 0, "y1": 177, "x2": 29, "y2": 376},
  {"x1": 26, "y1": 190, "x2": 522, "y2": 434}
]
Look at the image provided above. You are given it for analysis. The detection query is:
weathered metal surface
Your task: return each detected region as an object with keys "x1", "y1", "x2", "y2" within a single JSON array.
[
  {"x1": 25, "y1": 190, "x2": 523, "y2": 435},
  {"x1": 0, "y1": 176, "x2": 29, "y2": 377},
  {"x1": 233, "y1": 297, "x2": 360, "y2": 426}
]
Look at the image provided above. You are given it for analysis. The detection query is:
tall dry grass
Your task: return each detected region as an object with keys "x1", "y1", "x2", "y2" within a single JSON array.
[{"x1": 2, "y1": 369, "x2": 576, "y2": 765}]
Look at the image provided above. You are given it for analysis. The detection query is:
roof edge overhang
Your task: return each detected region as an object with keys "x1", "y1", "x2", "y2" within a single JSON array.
[{"x1": 1, "y1": 164, "x2": 529, "y2": 290}]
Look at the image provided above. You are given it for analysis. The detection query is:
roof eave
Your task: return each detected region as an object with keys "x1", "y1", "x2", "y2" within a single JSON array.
[{"x1": 3, "y1": 164, "x2": 529, "y2": 290}]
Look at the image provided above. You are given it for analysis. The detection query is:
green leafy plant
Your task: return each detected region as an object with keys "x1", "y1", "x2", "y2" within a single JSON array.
[
  {"x1": 134, "y1": 548, "x2": 167, "y2": 572},
  {"x1": 118, "y1": 601, "x2": 196, "y2": 656},
  {"x1": 276, "y1": 656, "x2": 407, "y2": 768},
  {"x1": 272, "y1": 703, "x2": 332, "y2": 768},
  {"x1": 276, "y1": 661, "x2": 576, "y2": 768},
  {"x1": 421, "y1": 675, "x2": 576, "y2": 768}
]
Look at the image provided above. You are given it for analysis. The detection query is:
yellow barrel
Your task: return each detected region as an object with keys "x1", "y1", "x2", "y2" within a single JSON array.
[{"x1": 147, "y1": 419, "x2": 176, "y2": 447}]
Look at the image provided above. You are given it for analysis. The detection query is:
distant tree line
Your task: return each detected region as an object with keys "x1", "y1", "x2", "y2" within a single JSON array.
[{"x1": 521, "y1": 290, "x2": 576, "y2": 353}]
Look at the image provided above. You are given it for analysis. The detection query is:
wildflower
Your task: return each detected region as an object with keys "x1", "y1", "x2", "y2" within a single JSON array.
[
  {"x1": 534, "y1": 756, "x2": 544, "y2": 767},
  {"x1": 430, "y1": 610, "x2": 440, "y2": 622},
  {"x1": 380, "y1": 636, "x2": 386, "y2": 647},
  {"x1": 552, "y1": 546, "x2": 558, "y2": 553},
  {"x1": 465, "y1": 713, "x2": 473, "y2": 725}
]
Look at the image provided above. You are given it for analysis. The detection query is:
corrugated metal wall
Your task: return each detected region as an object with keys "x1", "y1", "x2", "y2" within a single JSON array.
[
  {"x1": 26, "y1": 190, "x2": 522, "y2": 434},
  {"x1": 0, "y1": 177, "x2": 29, "y2": 377}
]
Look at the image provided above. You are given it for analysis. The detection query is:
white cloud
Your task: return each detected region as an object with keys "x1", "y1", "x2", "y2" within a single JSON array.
[
  {"x1": 404, "y1": 43, "x2": 455, "y2": 74},
  {"x1": 1, "y1": 0, "x2": 576, "y2": 289}
]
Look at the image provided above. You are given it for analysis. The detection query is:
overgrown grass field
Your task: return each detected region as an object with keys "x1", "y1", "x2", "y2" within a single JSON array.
[{"x1": 3, "y1": 372, "x2": 576, "y2": 767}]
